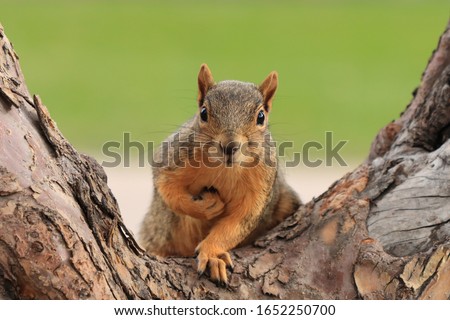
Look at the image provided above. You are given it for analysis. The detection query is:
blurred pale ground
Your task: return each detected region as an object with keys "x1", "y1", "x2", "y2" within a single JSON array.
[{"x1": 1, "y1": 0, "x2": 448, "y2": 235}]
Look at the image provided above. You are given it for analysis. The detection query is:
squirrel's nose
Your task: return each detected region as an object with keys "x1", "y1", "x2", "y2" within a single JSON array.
[{"x1": 223, "y1": 141, "x2": 240, "y2": 156}]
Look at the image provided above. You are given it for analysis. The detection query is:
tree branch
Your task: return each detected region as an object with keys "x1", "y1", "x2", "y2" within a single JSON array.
[{"x1": 1, "y1": 21, "x2": 449, "y2": 300}]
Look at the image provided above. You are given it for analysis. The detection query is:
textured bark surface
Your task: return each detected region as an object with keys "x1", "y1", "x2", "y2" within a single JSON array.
[{"x1": 0, "y1": 22, "x2": 449, "y2": 300}]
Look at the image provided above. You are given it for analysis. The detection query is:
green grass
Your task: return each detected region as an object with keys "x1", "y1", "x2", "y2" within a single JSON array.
[{"x1": 1, "y1": 0, "x2": 448, "y2": 162}]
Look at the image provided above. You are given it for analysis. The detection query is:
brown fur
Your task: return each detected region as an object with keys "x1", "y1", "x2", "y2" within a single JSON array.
[{"x1": 139, "y1": 64, "x2": 301, "y2": 284}]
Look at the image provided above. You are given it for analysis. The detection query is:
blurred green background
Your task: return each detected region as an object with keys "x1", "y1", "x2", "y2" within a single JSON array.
[{"x1": 1, "y1": 0, "x2": 448, "y2": 164}]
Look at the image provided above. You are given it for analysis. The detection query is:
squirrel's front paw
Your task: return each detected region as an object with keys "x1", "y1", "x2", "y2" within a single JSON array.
[
  {"x1": 195, "y1": 243, "x2": 234, "y2": 286},
  {"x1": 192, "y1": 189, "x2": 225, "y2": 220}
]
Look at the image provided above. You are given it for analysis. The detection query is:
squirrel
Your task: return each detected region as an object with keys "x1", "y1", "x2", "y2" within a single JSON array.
[{"x1": 139, "y1": 64, "x2": 300, "y2": 285}]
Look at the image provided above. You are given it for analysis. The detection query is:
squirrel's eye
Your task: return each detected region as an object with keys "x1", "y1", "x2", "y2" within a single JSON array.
[
  {"x1": 256, "y1": 110, "x2": 265, "y2": 126},
  {"x1": 200, "y1": 107, "x2": 208, "y2": 122}
]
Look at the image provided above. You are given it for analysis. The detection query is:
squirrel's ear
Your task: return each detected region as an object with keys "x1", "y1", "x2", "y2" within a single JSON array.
[
  {"x1": 259, "y1": 71, "x2": 278, "y2": 110},
  {"x1": 197, "y1": 64, "x2": 215, "y2": 106}
]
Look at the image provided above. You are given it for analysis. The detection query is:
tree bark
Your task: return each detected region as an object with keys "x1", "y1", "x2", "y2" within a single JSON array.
[{"x1": 0, "y1": 22, "x2": 449, "y2": 300}]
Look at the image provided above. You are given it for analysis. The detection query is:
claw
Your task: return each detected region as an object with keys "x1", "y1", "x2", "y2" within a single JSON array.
[
  {"x1": 195, "y1": 246, "x2": 232, "y2": 287},
  {"x1": 207, "y1": 186, "x2": 218, "y2": 193}
]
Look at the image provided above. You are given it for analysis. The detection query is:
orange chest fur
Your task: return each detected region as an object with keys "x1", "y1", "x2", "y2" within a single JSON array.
[{"x1": 162, "y1": 162, "x2": 267, "y2": 208}]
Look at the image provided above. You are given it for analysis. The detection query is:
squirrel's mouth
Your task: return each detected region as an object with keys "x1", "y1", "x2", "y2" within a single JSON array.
[
  {"x1": 199, "y1": 136, "x2": 262, "y2": 168},
  {"x1": 222, "y1": 141, "x2": 241, "y2": 167},
  {"x1": 225, "y1": 155, "x2": 237, "y2": 166}
]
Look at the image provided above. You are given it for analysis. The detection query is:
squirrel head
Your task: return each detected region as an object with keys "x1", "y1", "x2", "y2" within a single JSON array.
[{"x1": 195, "y1": 64, "x2": 278, "y2": 166}]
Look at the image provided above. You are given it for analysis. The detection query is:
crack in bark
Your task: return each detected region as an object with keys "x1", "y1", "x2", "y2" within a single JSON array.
[
  {"x1": 381, "y1": 217, "x2": 450, "y2": 237},
  {"x1": 415, "y1": 250, "x2": 448, "y2": 298},
  {"x1": 396, "y1": 194, "x2": 450, "y2": 200}
]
